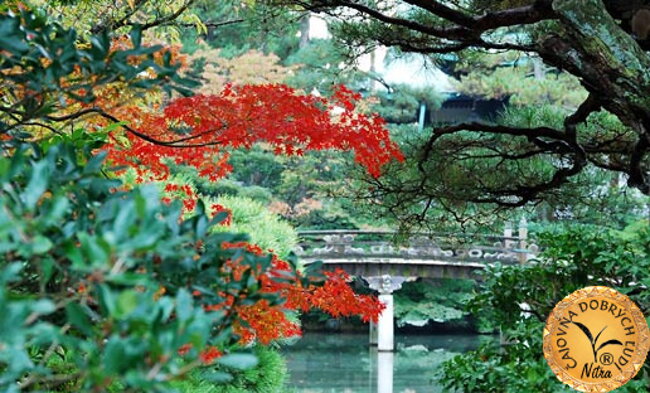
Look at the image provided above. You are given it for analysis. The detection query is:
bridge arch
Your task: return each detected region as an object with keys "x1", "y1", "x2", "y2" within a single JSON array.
[{"x1": 294, "y1": 220, "x2": 538, "y2": 351}]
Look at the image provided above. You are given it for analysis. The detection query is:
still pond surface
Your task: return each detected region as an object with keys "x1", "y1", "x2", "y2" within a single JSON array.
[{"x1": 283, "y1": 333, "x2": 485, "y2": 393}]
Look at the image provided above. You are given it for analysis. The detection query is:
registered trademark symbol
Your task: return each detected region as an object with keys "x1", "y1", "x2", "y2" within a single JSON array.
[{"x1": 600, "y1": 352, "x2": 614, "y2": 366}]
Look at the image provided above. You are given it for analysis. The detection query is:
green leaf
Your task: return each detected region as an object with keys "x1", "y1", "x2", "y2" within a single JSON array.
[
  {"x1": 78, "y1": 233, "x2": 110, "y2": 266},
  {"x1": 130, "y1": 26, "x2": 142, "y2": 49},
  {"x1": 116, "y1": 290, "x2": 139, "y2": 317},
  {"x1": 0, "y1": 263, "x2": 22, "y2": 283},
  {"x1": 0, "y1": 19, "x2": 29, "y2": 53},
  {"x1": 97, "y1": 284, "x2": 116, "y2": 317},
  {"x1": 103, "y1": 337, "x2": 127, "y2": 373},
  {"x1": 176, "y1": 289, "x2": 193, "y2": 322},
  {"x1": 65, "y1": 302, "x2": 93, "y2": 336},
  {"x1": 23, "y1": 160, "x2": 49, "y2": 209},
  {"x1": 40, "y1": 257, "x2": 54, "y2": 286},
  {"x1": 43, "y1": 196, "x2": 69, "y2": 225},
  {"x1": 30, "y1": 235, "x2": 53, "y2": 254},
  {"x1": 113, "y1": 201, "x2": 134, "y2": 236},
  {"x1": 83, "y1": 151, "x2": 107, "y2": 174}
]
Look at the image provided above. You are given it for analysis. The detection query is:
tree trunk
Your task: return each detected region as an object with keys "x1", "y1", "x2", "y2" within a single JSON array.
[
  {"x1": 545, "y1": 0, "x2": 650, "y2": 119},
  {"x1": 539, "y1": 0, "x2": 650, "y2": 191}
]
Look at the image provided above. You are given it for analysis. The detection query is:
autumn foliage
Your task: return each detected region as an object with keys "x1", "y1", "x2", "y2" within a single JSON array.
[
  {"x1": 206, "y1": 239, "x2": 385, "y2": 346},
  {"x1": 103, "y1": 83, "x2": 403, "y2": 183}
]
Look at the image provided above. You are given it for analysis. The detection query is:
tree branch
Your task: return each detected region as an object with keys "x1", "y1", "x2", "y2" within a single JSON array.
[
  {"x1": 45, "y1": 108, "x2": 225, "y2": 148},
  {"x1": 322, "y1": 0, "x2": 472, "y2": 40},
  {"x1": 627, "y1": 132, "x2": 650, "y2": 193},
  {"x1": 405, "y1": 0, "x2": 556, "y2": 31},
  {"x1": 93, "y1": 0, "x2": 198, "y2": 33},
  {"x1": 420, "y1": 122, "x2": 569, "y2": 172},
  {"x1": 177, "y1": 19, "x2": 245, "y2": 29}
]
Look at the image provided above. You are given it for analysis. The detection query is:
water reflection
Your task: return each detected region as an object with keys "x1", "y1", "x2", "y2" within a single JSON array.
[{"x1": 283, "y1": 333, "x2": 485, "y2": 393}]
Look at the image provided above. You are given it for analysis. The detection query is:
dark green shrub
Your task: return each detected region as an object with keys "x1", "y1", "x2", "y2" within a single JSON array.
[{"x1": 0, "y1": 141, "x2": 286, "y2": 392}]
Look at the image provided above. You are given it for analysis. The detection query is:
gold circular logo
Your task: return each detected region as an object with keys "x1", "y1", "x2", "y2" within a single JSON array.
[{"x1": 543, "y1": 286, "x2": 650, "y2": 392}]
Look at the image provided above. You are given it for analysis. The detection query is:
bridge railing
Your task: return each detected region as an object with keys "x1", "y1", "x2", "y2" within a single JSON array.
[{"x1": 294, "y1": 224, "x2": 538, "y2": 265}]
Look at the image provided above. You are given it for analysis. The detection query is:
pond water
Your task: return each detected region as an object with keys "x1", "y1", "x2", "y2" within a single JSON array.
[{"x1": 282, "y1": 332, "x2": 485, "y2": 393}]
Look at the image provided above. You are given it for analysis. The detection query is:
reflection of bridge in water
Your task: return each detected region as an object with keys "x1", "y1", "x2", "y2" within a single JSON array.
[
  {"x1": 295, "y1": 219, "x2": 539, "y2": 351},
  {"x1": 294, "y1": 220, "x2": 538, "y2": 393}
]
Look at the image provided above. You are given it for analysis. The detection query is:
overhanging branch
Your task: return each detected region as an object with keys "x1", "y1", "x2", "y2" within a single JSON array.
[
  {"x1": 45, "y1": 108, "x2": 225, "y2": 148},
  {"x1": 405, "y1": 0, "x2": 556, "y2": 32},
  {"x1": 420, "y1": 122, "x2": 569, "y2": 172}
]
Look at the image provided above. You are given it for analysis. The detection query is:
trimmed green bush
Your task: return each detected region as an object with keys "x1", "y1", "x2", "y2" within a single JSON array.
[
  {"x1": 172, "y1": 346, "x2": 287, "y2": 393},
  {"x1": 208, "y1": 195, "x2": 298, "y2": 258}
]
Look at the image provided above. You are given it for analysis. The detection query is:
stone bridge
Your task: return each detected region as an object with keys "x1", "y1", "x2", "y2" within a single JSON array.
[{"x1": 294, "y1": 219, "x2": 538, "y2": 351}]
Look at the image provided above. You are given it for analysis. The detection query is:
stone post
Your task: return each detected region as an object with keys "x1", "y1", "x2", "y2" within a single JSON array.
[
  {"x1": 503, "y1": 221, "x2": 513, "y2": 238},
  {"x1": 503, "y1": 221, "x2": 516, "y2": 249},
  {"x1": 365, "y1": 275, "x2": 406, "y2": 351},
  {"x1": 377, "y1": 292, "x2": 394, "y2": 351},
  {"x1": 518, "y1": 217, "x2": 528, "y2": 264}
]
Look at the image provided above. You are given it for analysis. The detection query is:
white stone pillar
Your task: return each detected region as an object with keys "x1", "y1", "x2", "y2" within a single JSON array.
[
  {"x1": 503, "y1": 221, "x2": 515, "y2": 249},
  {"x1": 377, "y1": 293, "x2": 394, "y2": 351},
  {"x1": 518, "y1": 216, "x2": 528, "y2": 264},
  {"x1": 365, "y1": 275, "x2": 406, "y2": 352},
  {"x1": 503, "y1": 221, "x2": 513, "y2": 238}
]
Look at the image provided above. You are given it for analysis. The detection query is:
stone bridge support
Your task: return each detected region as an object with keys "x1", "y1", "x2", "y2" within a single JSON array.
[{"x1": 365, "y1": 275, "x2": 406, "y2": 351}]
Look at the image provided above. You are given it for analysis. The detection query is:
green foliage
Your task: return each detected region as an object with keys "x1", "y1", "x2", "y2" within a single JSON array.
[
  {"x1": 0, "y1": 141, "x2": 276, "y2": 392},
  {"x1": 167, "y1": 163, "x2": 275, "y2": 204},
  {"x1": 227, "y1": 148, "x2": 286, "y2": 190},
  {"x1": 360, "y1": 104, "x2": 648, "y2": 231},
  {"x1": 499, "y1": 106, "x2": 648, "y2": 226},
  {"x1": 184, "y1": 0, "x2": 299, "y2": 59},
  {"x1": 212, "y1": 146, "x2": 387, "y2": 229},
  {"x1": 213, "y1": 345, "x2": 286, "y2": 393},
  {"x1": 39, "y1": 0, "x2": 206, "y2": 41},
  {"x1": 498, "y1": 104, "x2": 567, "y2": 129},
  {"x1": 440, "y1": 319, "x2": 573, "y2": 393},
  {"x1": 440, "y1": 223, "x2": 650, "y2": 392},
  {"x1": 394, "y1": 279, "x2": 473, "y2": 328},
  {"x1": 209, "y1": 195, "x2": 298, "y2": 258},
  {"x1": 198, "y1": 178, "x2": 243, "y2": 198},
  {"x1": 238, "y1": 186, "x2": 273, "y2": 204},
  {"x1": 286, "y1": 39, "x2": 368, "y2": 93},
  {"x1": 452, "y1": 59, "x2": 588, "y2": 108},
  {"x1": 172, "y1": 346, "x2": 287, "y2": 393},
  {"x1": 169, "y1": 143, "x2": 393, "y2": 232},
  {"x1": 292, "y1": 208, "x2": 359, "y2": 230}
]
